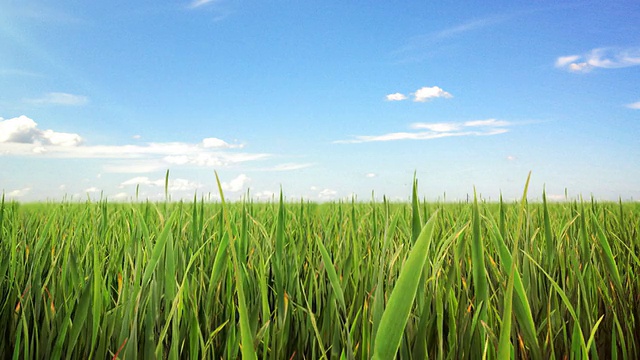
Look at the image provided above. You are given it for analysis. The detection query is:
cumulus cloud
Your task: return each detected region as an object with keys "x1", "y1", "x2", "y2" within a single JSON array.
[
  {"x1": 85, "y1": 187, "x2": 100, "y2": 193},
  {"x1": 555, "y1": 47, "x2": 640, "y2": 73},
  {"x1": 0, "y1": 116, "x2": 83, "y2": 146},
  {"x1": 0, "y1": 115, "x2": 269, "y2": 172},
  {"x1": 365, "y1": 173, "x2": 377, "y2": 178},
  {"x1": 336, "y1": 118, "x2": 511, "y2": 144},
  {"x1": 221, "y1": 174, "x2": 250, "y2": 192},
  {"x1": 26, "y1": 92, "x2": 88, "y2": 106},
  {"x1": 626, "y1": 101, "x2": 640, "y2": 109},
  {"x1": 385, "y1": 93, "x2": 408, "y2": 101},
  {"x1": 413, "y1": 86, "x2": 453, "y2": 102}
]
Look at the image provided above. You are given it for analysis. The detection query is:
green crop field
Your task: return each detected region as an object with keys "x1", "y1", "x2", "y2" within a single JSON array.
[{"x1": 1, "y1": 175, "x2": 639, "y2": 359}]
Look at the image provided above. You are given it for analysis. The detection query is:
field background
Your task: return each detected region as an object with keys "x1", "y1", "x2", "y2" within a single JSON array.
[{"x1": 1, "y1": 181, "x2": 639, "y2": 359}]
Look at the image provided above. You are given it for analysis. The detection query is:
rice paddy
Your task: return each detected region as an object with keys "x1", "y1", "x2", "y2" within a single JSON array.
[{"x1": 1, "y1": 174, "x2": 639, "y2": 359}]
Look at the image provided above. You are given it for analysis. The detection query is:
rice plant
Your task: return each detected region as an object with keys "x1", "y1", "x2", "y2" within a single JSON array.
[{"x1": 0, "y1": 178, "x2": 638, "y2": 359}]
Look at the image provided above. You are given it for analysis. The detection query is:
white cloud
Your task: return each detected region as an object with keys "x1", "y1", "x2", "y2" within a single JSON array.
[
  {"x1": 337, "y1": 119, "x2": 511, "y2": 144},
  {"x1": 268, "y1": 163, "x2": 313, "y2": 171},
  {"x1": 385, "y1": 93, "x2": 408, "y2": 101},
  {"x1": 0, "y1": 116, "x2": 83, "y2": 146},
  {"x1": 6, "y1": 187, "x2": 31, "y2": 198},
  {"x1": 411, "y1": 122, "x2": 461, "y2": 132},
  {"x1": 120, "y1": 176, "x2": 162, "y2": 187},
  {"x1": 203, "y1": 137, "x2": 243, "y2": 149},
  {"x1": 103, "y1": 161, "x2": 168, "y2": 174},
  {"x1": 413, "y1": 86, "x2": 453, "y2": 102},
  {"x1": 222, "y1": 174, "x2": 250, "y2": 192},
  {"x1": 365, "y1": 173, "x2": 377, "y2": 178},
  {"x1": 555, "y1": 55, "x2": 581, "y2": 67},
  {"x1": 26, "y1": 92, "x2": 88, "y2": 106},
  {"x1": 318, "y1": 188, "x2": 337, "y2": 199},
  {"x1": 119, "y1": 177, "x2": 202, "y2": 192},
  {"x1": 506, "y1": 155, "x2": 516, "y2": 161},
  {"x1": 163, "y1": 155, "x2": 190, "y2": 165},
  {"x1": 556, "y1": 47, "x2": 640, "y2": 72},
  {"x1": 0, "y1": 116, "x2": 269, "y2": 172},
  {"x1": 626, "y1": 101, "x2": 640, "y2": 109},
  {"x1": 170, "y1": 178, "x2": 203, "y2": 191},
  {"x1": 85, "y1": 187, "x2": 100, "y2": 193}
]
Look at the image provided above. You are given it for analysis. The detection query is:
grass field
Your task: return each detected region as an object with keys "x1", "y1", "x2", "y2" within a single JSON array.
[{"x1": 1, "y1": 176, "x2": 639, "y2": 359}]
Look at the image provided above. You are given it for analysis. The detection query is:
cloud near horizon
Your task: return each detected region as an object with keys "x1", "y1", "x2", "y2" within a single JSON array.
[
  {"x1": 335, "y1": 118, "x2": 511, "y2": 144},
  {"x1": 120, "y1": 176, "x2": 203, "y2": 192},
  {"x1": 0, "y1": 115, "x2": 269, "y2": 172},
  {"x1": 555, "y1": 47, "x2": 640, "y2": 73}
]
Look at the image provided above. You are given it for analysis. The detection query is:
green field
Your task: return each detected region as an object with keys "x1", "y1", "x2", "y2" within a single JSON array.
[{"x1": 1, "y1": 178, "x2": 639, "y2": 359}]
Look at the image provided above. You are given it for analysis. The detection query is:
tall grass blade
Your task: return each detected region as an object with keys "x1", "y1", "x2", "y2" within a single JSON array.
[{"x1": 372, "y1": 211, "x2": 438, "y2": 360}]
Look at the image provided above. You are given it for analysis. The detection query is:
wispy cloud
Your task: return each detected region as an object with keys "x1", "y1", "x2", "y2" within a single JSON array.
[
  {"x1": 0, "y1": 69, "x2": 42, "y2": 77},
  {"x1": 393, "y1": 14, "x2": 508, "y2": 62},
  {"x1": 626, "y1": 101, "x2": 640, "y2": 109},
  {"x1": 189, "y1": 0, "x2": 218, "y2": 9},
  {"x1": 399, "y1": 15, "x2": 506, "y2": 52},
  {"x1": 336, "y1": 119, "x2": 511, "y2": 144},
  {"x1": 0, "y1": 115, "x2": 269, "y2": 172},
  {"x1": 268, "y1": 163, "x2": 313, "y2": 171},
  {"x1": 432, "y1": 16, "x2": 507, "y2": 40},
  {"x1": 25, "y1": 92, "x2": 89, "y2": 106},
  {"x1": 555, "y1": 47, "x2": 640, "y2": 73}
]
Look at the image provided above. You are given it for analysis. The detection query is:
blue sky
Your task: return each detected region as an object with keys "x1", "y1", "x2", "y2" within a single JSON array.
[{"x1": 1, "y1": 1, "x2": 639, "y2": 202}]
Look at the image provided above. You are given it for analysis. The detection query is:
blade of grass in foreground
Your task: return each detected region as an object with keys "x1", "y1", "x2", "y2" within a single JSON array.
[
  {"x1": 316, "y1": 237, "x2": 346, "y2": 313},
  {"x1": 498, "y1": 172, "x2": 532, "y2": 359},
  {"x1": 215, "y1": 171, "x2": 257, "y2": 360},
  {"x1": 471, "y1": 188, "x2": 489, "y2": 346},
  {"x1": 372, "y1": 211, "x2": 438, "y2": 360}
]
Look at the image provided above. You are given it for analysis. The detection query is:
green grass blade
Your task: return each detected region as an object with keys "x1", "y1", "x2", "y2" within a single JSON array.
[
  {"x1": 214, "y1": 171, "x2": 258, "y2": 360},
  {"x1": 372, "y1": 211, "x2": 438, "y2": 360}
]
